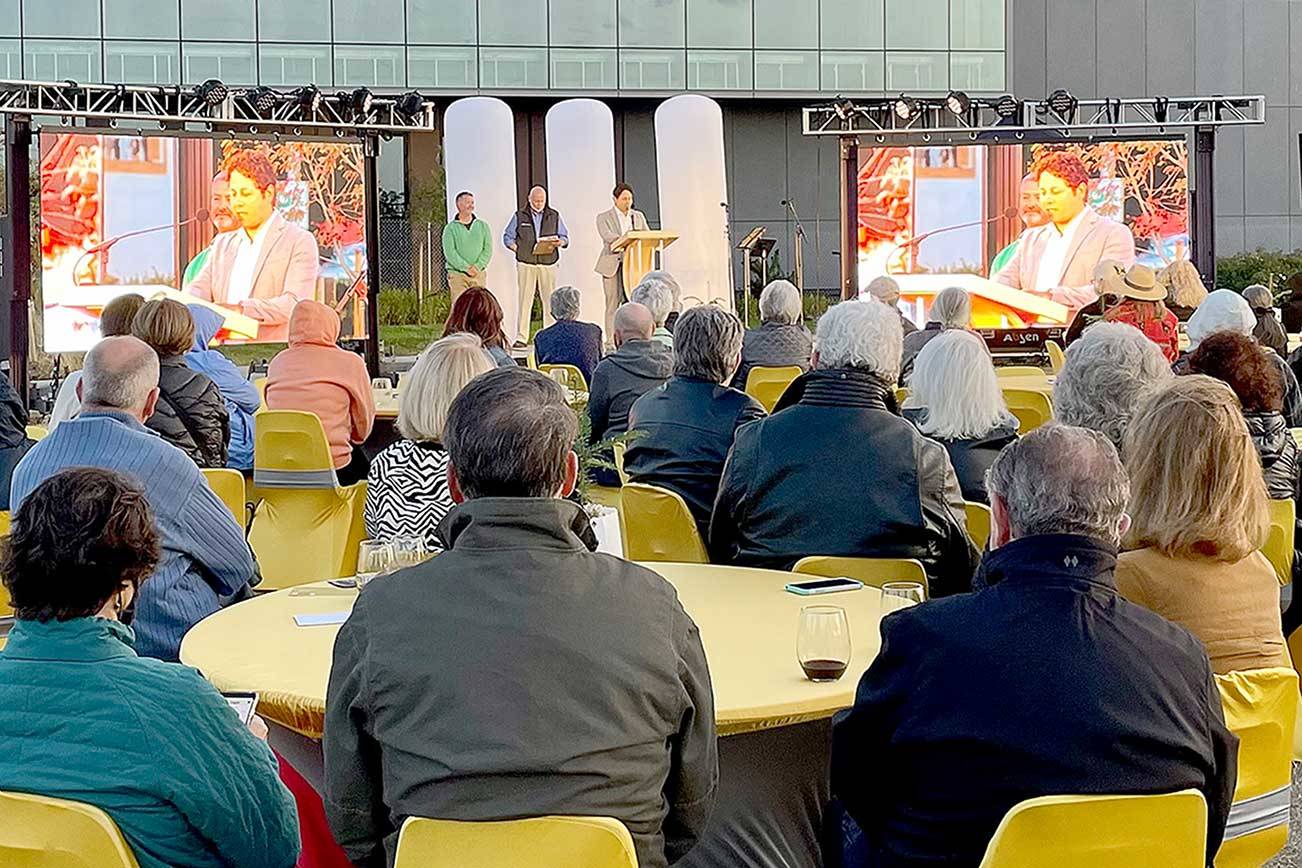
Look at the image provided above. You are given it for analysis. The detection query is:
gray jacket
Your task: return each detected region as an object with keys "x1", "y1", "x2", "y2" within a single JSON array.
[
  {"x1": 588, "y1": 339, "x2": 675, "y2": 443},
  {"x1": 594, "y1": 206, "x2": 649, "y2": 277},
  {"x1": 324, "y1": 497, "x2": 718, "y2": 868}
]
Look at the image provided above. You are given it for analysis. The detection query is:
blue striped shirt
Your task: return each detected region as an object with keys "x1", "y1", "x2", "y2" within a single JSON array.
[{"x1": 10, "y1": 411, "x2": 255, "y2": 661}]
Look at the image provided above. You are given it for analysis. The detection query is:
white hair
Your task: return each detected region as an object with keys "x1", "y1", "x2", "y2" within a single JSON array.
[
  {"x1": 631, "y1": 276, "x2": 674, "y2": 326},
  {"x1": 907, "y1": 330, "x2": 1010, "y2": 440},
  {"x1": 1053, "y1": 322, "x2": 1173, "y2": 451},
  {"x1": 550, "y1": 285, "x2": 581, "y2": 321},
  {"x1": 1242, "y1": 284, "x2": 1273, "y2": 311},
  {"x1": 814, "y1": 298, "x2": 903, "y2": 382},
  {"x1": 759, "y1": 279, "x2": 802, "y2": 325},
  {"x1": 81, "y1": 336, "x2": 159, "y2": 411},
  {"x1": 929, "y1": 286, "x2": 971, "y2": 329},
  {"x1": 864, "y1": 275, "x2": 901, "y2": 305},
  {"x1": 398, "y1": 333, "x2": 494, "y2": 441},
  {"x1": 1185, "y1": 288, "x2": 1255, "y2": 349}
]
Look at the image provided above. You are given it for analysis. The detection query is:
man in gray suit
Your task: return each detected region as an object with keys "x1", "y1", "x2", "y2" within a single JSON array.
[{"x1": 594, "y1": 183, "x2": 649, "y2": 346}]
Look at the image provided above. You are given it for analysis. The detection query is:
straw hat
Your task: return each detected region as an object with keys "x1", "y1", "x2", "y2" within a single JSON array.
[{"x1": 1107, "y1": 263, "x2": 1165, "y2": 301}]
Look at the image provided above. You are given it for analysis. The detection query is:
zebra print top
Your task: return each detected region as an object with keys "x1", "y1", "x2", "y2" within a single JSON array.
[{"x1": 364, "y1": 439, "x2": 453, "y2": 551}]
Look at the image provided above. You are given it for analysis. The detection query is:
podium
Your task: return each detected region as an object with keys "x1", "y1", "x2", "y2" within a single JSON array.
[
  {"x1": 55, "y1": 284, "x2": 261, "y2": 340},
  {"x1": 890, "y1": 274, "x2": 1072, "y2": 328},
  {"x1": 613, "y1": 230, "x2": 679, "y2": 294}
]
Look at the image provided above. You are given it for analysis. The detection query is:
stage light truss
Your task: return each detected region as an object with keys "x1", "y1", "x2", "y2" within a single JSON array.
[
  {"x1": 803, "y1": 94, "x2": 1265, "y2": 142},
  {"x1": 0, "y1": 79, "x2": 438, "y2": 134}
]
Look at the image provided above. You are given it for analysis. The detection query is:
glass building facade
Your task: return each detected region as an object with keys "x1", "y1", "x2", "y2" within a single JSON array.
[{"x1": 3, "y1": 0, "x2": 1006, "y2": 94}]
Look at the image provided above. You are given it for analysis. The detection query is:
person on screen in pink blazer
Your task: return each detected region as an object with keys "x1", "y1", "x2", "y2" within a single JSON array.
[
  {"x1": 993, "y1": 151, "x2": 1135, "y2": 314},
  {"x1": 184, "y1": 149, "x2": 319, "y2": 343}
]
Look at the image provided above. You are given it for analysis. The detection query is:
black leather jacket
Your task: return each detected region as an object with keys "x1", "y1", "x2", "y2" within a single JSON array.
[
  {"x1": 709, "y1": 368, "x2": 979, "y2": 597},
  {"x1": 902, "y1": 408, "x2": 1018, "y2": 504},
  {"x1": 145, "y1": 356, "x2": 229, "y2": 468}
]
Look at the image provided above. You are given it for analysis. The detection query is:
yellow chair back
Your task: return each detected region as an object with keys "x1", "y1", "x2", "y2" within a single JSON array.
[
  {"x1": 964, "y1": 502, "x2": 991, "y2": 550},
  {"x1": 539, "y1": 363, "x2": 588, "y2": 391},
  {"x1": 745, "y1": 365, "x2": 803, "y2": 413},
  {"x1": 1045, "y1": 340, "x2": 1066, "y2": 374},
  {"x1": 792, "y1": 556, "x2": 928, "y2": 595},
  {"x1": 611, "y1": 441, "x2": 630, "y2": 486},
  {"x1": 893, "y1": 387, "x2": 910, "y2": 406},
  {"x1": 0, "y1": 790, "x2": 141, "y2": 868},
  {"x1": 978, "y1": 789, "x2": 1207, "y2": 868},
  {"x1": 995, "y1": 365, "x2": 1048, "y2": 380},
  {"x1": 620, "y1": 483, "x2": 707, "y2": 563},
  {"x1": 1001, "y1": 389, "x2": 1053, "y2": 434},
  {"x1": 201, "y1": 468, "x2": 247, "y2": 530},
  {"x1": 0, "y1": 511, "x2": 10, "y2": 617},
  {"x1": 252, "y1": 376, "x2": 268, "y2": 411},
  {"x1": 24, "y1": 425, "x2": 47, "y2": 442},
  {"x1": 1213, "y1": 668, "x2": 1298, "y2": 868},
  {"x1": 395, "y1": 816, "x2": 637, "y2": 868},
  {"x1": 1263, "y1": 498, "x2": 1295, "y2": 585}
]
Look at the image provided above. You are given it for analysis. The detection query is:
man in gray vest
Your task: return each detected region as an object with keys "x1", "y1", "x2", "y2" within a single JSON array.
[{"x1": 504, "y1": 185, "x2": 569, "y2": 347}]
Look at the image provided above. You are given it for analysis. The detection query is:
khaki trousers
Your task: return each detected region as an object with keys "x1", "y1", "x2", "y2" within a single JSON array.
[
  {"x1": 448, "y1": 271, "x2": 478, "y2": 306},
  {"x1": 516, "y1": 262, "x2": 558, "y2": 344}
]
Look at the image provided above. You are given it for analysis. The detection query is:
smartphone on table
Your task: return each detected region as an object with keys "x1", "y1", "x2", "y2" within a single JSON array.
[{"x1": 784, "y1": 577, "x2": 864, "y2": 596}]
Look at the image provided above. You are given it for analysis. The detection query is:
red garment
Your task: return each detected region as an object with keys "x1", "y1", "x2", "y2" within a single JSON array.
[
  {"x1": 276, "y1": 753, "x2": 353, "y2": 868},
  {"x1": 1103, "y1": 300, "x2": 1180, "y2": 363}
]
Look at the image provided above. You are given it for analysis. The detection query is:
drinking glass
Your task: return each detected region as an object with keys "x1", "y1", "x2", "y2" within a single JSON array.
[
  {"x1": 390, "y1": 535, "x2": 427, "y2": 569},
  {"x1": 796, "y1": 605, "x2": 851, "y2": 682},
  {"x1": 355, "y1": 540, "x2": 394, "y2": 589},
  {"x1": 881, "y1": 581, "x2": 926, "y2": 612}
]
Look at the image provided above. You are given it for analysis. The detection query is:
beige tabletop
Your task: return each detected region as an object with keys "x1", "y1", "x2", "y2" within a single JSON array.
[
  {"x1": 995, "y1": 373, "x2": 1054, "y2": 396},
  {"x1": 180, "y1": 561, "x2": 891, "y2": 739}
]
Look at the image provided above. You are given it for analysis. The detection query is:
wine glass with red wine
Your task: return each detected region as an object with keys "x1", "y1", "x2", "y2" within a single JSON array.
[{"x1": 797, "y1": 605, "x2": 851, "y2": 682}]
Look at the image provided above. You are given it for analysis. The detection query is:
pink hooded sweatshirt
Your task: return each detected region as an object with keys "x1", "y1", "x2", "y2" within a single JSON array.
[{"x1": 266, "y1": 301, "x2": 375, "y2": 469}]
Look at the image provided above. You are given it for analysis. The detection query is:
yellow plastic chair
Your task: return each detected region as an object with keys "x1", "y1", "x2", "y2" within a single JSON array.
[
  {"x1": 978, "y1": 789, "x2": 1207, "y2": 868},
  {"x1": 964, "y1": 502, "x2": 991, "y2": 550},
  {"x1": 0, "y1": 790, "x2": 141, "y2": 867},
  {"x1": 620, "y1": 483, "x2": 707, "y2": 563},
  {"x1": 611, "y1": 441, "x2": 630, "y2": 486},
  {"x1": 994, "y1": 365, "x2": 1048, "y2": 380},
  {"x1": 395, "y1": 815, "x2": 637, "y2": 868},
  {"x1": 539, "y1": 363, "x2": 588, "y2": 391},
  {"x1": 1263, "y1": 498, "x2": 1295, "y2": 585},
  {"x1": 1045, "y1": 340, "x2": 1066, "y2": 374},
  {"x1": 252, "y1": 376, "x2": 269, "y2": 411},
  {"x1": 0, "y1": 511, "x2": 9, "y2": 618},
  {"x1": 24, "y1": 424, "x2": 47, "y2": 442},
  {"x1": 745, "y1": 365, "x2": 803, "y2": 413},
  {"x1": 247, "y1": 411, "x2": 367, "y2": 590},
  {"x1": 793, "y1": 556, "x2": 928, "y2": 595},
  {"x1": 1001, "y1": 388, "x2": 1053, "y2": 434},
  {"x1": 1214, "y1": 668, "x2": 1298, "y2": 868},
  {"x1": 893, "y1": 386, "x2": 910, "y2": 406},
  {"x1": 201, "y1": 468, "x2": 248, "y2": 531}
]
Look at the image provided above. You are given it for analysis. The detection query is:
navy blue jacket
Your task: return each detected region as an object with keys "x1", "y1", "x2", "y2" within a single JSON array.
[
  {"x1": 832, "y1": 534, "x2": 1237, "y2": 868},
  {"x1": 534, "y1": 319, "x2": 603, "y2": 386}
]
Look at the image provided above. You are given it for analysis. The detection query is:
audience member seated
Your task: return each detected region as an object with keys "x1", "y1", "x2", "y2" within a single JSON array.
[
  {"x1": 1117, "y1": 375, "x2": 1288, "y2": 674},
  {"x1": 443, "y1": 286, "x2": 514, "y2": 368},
  {"x1": 1244, "y1": 283, "x2": 1288, "y2": 358},
  {"x1": 1054, "y1": 321, "x2": 1173, "y2": 451},
  {"x1": 710, "y1": 299, "x2": 977, "y2": 595},
  {"x1": 365, "y1": 333, "x2": 493, "y2": 551},
  {"x1": 10, "y1": 337, "x2": 257, "y2": 660},
  {"x1": 1100, "y1": 264, "x2": 1179, "y2": 362},
  {"x1": 625, "y1": 305, "x2": 765, "y2": 538},
  {"x1": 49, "y1": 292, "x2": 145, "y2": 430},
  {"x1": 587, "y1": 302, "x2": 674, "y2": 487},
  {"x1": 731, "y1": 279, "x2": 812, "y2": 389},
  {"x1": 902, "y1": 330, "x2": 1017, "y2": 504},
  {"x1": 1063, "y1": 260, "x2": 1125, "y2": 345},
  {"x1": 0, "y1": 468, "x2": 299, "y2": 868},
  {"x1": 266, "y1": 300, "x2": 375, "y2": 486},
  {"x1": 185, "y1": 305, "x2": 261, "y2": 471},
  {"x1": 900, "y1": 286, "x2": 970, "y2": 382},
  {"x1": 831, "y1": 424, "x2": 1236, "y2": 867},
  {"x1": 325, "y1": 367, "x2": 717, "y2": 868},
  {"x1": 1180, "y1": 289, "x2": 1302, "y2": 426},
  {"x1": 0, "y1": 373, "x2": 33, "y2": 511},
  {"x1": 862, "y1": 275, "x2": 918, "y2": 336},
  {"x1": 631, "y1": 272, "x2": 678, "y2": 349},
  {"x1": 1159, "y1": 258, "x2": 1209, "y2": 322},
  {"x1": 1283, "y1": 273, "x2": 1302, "y2": 333},
  {"x1": 532, "y1": 284, "x2": 602, "y2": 384}
]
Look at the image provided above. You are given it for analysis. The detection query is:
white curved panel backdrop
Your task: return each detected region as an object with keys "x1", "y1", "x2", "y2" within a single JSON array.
[
  {"x1": 545, "y1": 99, "x2": 616, "y2": 336},
  {"x1": 443, "y1": 97, "x2": 519, "y2": 334},
  {"x1": 654, "y1": 95, "x2": 733, "y2": 309}
]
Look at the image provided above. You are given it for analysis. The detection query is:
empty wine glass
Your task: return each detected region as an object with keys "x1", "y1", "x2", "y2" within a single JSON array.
[
  {"x1": 796, "y1": 605, "x2": 851, "y2": 682},
  {"x1": 355, "y1": 540, "x2": 394, "y2": 589},
  {"x1": 390, "y1": 535, "x2": 427, "y2": 569},
  {"x1": 881, "y1": 581, "x2": 926, "y2": 612}
]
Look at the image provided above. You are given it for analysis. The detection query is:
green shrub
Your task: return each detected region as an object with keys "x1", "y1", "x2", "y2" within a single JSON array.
[
  {"x1": 1215, "y1": 249, "x2": 1302, "y2": 299},
  {"x1": 377, "y1": 287, "x2": 451, "y2": 326}
]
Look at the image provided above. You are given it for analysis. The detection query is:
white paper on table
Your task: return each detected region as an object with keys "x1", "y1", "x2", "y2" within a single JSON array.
[{"x1": 293, "y1": 611, "x2": 350, "y2": 627}]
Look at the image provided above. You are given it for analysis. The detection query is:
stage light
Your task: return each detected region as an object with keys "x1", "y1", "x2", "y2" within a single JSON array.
[
  {"x1": 945, "y1": 90, "x2": 970, "y2": 116},
  {"x1": 248, "y1": 87, "x2": 279, "y2": 116},
  {"x1": 345, "y1": 87, "x2": 373, "y2": 118},
  {"x1": 831, "y1": 98, "x2": 857, "y2": 121},
  {"x1": 1153, "y1": 96, "x2": 1170, "y2": 123},
  {"x1": 395, "y1": 90, "x2": 426, "y2": 119},
  {"x1": 1047, "y1": 88, "x2": 1077, "y2": 116},
  {"x1": 993, "y1": 95, "x2": 1020, "y2": 119},
  {"x1": 294, "y1": 84, "x2": 323, "y2": 113},
  {"x1": 892, "y1": 95, "x2": 917, "y2": 122},
  {"x1": 196, "y1": 78, "x2": 227, "y2": 107}
]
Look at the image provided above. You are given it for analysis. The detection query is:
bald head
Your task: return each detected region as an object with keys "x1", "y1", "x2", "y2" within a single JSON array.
[
  {"x1": 528, "y1": 185, "x2": 547, "y2": 211},
  {"x1": 79, "y1": 335, "x2": 160, "y2": 421},
  {"x1": 613, "y1": 302, "x2": 655, "y2": 346}
]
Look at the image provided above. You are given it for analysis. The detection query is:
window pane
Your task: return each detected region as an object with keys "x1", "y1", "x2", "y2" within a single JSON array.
[
  {"x1": 820, "y1": 51, "x2": 885, "y2": 92},
  {"x1": 950, "y1": 51, "x2": 1003, "y2": 91},
  {"x1": 754, "y1": 0, "x2": 817, "y2": 49},
  {"x1": 0, "y1": 0, "x2": 17, "y2": 38},
  {"x1": 688, "y1": 0, "x2": 753, "y2": 48},
  {"x1": 885, "y1": 0, "x2": 947, "y2": 50},
  {"x1": 885, "y1": 51, "x2": 948, "y2": 90},
  {"x1": 408, "y1": 46, "x2": 478, "y2": 87},
  {"x1": 106, "y1": 41, "x2": 181, "y2": 84},
  {"x1": 259, "y1": 44, "x2": 332, "y2": 86},
  {"x1": 821, "y1": 0, "x2": 883, "y2": 49},
  {"x1": 407, "y1": 0, "x2": 476, "y2": 43},
  {"x1": 23, "y1": 0, "x2": 100, "y2": 38},
  {"x1": 25, "y1": 40, "x2": 102, "y2": 82},
  {"x1": 182, "y1": 0, "x2": 256, "y2": 40},
  {"x1": 105, "y1": 0, "x2": 178, "y2": 38},
  {"x1": 479, "y1": 47, "x2": 547, "y2": 88},
  {"x1": 620, "y1": 48, "x2": 685, "y2": 90},
  {"x1": 755, "y1": 50, "x2": 818, "y2": 90},
  {"x1": 334, "y1": 0, "x2": 405, "y2": 43},
  {"x1": 621, "y1": 0, "x2": 685, "y2": 48},
  {"x1": 0, "y1": 39, "x2": 21, "y2": 77},
  {"x1": 259, "y1": 0, "x2": 330, "y2": 42},
  {"x1": 688, "y1": 50, "x2": 753, "y2": 90},
  {"x1": 551, "y1": 48, "x2": 617, "y2": 89},
  {"x1": 182, "y1": 42, "x2": 257, "y2": 85},
  {"x1": 478, "y1": 0, "x2": 547, "y2": 46},
  {"x1": 335, "y1": 46, "x2": 405, "y2": 86},
  {"x1": 550, "y1": 0, "x2": 616, "y2": 46},
  {"x1": 950, "y1": 0, "x2": 1003, "y2": 50}
]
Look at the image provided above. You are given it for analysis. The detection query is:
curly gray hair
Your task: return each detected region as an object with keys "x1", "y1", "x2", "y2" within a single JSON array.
[
  {"x1": 1053, "y1": 322, "x2": 1173, "y2": 451},
  {"x1": 550, "y1": 285, "x2": 581, "y2": 321},
  {"x1": 631, "y1": 271, "x2": 679, "y2": 326},
  {"x1": 674, "y1": 305, "x2": 744, "y2": 383},
  {"x1": 814, "y1": 298, "x2": 903, "y2": 383}
]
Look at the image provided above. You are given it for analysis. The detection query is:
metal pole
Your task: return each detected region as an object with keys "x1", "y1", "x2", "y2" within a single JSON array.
[
  {"x1": 362, "y1": 134, "x2": 382, "y2": 377},
  {"x1": 5, "y1": 115, "x2": 31, "y2": 407},
  {"x1": 839, "y1": 136, "x2": 858, "y2": 300},
  {"x1": 1193, "y1": 127, "x2": 1216, "y2": 286}
]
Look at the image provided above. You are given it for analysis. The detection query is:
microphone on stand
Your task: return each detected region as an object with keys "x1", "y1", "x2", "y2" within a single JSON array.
[
  {"x1": 886, "y1": 206, "x2": 1019, "y2": 274},
  {"x1": 75, "y1": 209, "x2": 212, "y2": 285}
]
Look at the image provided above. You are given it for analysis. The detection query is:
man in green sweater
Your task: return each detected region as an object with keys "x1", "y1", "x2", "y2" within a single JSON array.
[{"x1": 442, "y1": 191, "x2": 492, "y2": 305}]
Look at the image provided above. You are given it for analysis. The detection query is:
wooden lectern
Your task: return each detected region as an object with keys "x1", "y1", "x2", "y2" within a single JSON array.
[
  {"x1": 612, "y1": 230, "x2": 679, "y2": 293},
  {"x1": 891, "y1": 274, "x2": 1071, "y2": 328}
]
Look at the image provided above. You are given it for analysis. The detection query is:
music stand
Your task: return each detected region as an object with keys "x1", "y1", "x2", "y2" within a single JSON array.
[{"x1": 737, "y1": 227, "x2": 776, "y2": 323}]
